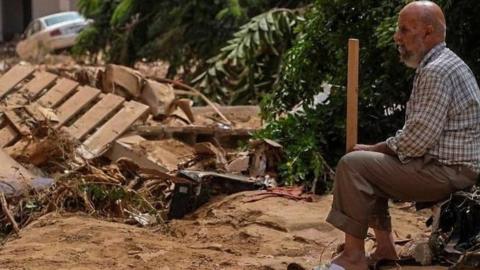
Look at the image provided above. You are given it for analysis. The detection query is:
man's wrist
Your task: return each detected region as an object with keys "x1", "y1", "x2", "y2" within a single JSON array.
[{"x1": 373, "y1": 142, "x2": 396, "y2": 156}]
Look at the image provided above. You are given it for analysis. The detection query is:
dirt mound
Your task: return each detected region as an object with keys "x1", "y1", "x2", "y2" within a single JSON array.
[{"x1": 0, "y1": 192, "x2": 446, "y2": 270}]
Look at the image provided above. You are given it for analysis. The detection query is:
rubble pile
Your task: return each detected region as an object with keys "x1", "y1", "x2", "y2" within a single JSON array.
[{"x1": 0, "y1": 63, "x2": 282, "y2": 237}]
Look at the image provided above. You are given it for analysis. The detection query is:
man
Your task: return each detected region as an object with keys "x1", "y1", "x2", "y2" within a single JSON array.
[{"x1": 324, "y1": 1, "x2": 480, "y2": 270}]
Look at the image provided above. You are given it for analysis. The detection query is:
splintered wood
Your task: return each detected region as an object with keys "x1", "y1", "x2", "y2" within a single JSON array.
[{"x1": 0, "y1": 64, "x2": 149, "y2": 159}]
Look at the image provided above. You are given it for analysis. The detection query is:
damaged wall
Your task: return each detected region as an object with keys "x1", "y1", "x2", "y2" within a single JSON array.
[
  {"x1": 1, "y1": 0, "x2": 31, "y2": 41},
  {"x1": 0, "y1": 0, "x2": 78, "y2": 41},
  {"x1": 32, "y1": 0, "x2": 78, "y2": 19}
]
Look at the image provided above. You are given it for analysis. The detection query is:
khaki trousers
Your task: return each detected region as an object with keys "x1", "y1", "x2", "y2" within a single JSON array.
[{"x1": 326, "y1": 151, "x2": 477, "y2": 239}]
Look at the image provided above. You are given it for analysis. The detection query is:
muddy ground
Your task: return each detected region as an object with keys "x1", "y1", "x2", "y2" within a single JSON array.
[{"x1": 0, "y1": 191, "x2": 446, "y2": 270}]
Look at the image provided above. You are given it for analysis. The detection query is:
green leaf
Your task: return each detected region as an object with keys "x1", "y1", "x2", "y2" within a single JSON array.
[
  {"x1": 259, "y1": 17, "x2": 269, "y2": 31},
  {"x1": 267, "y1": 12, "x2": 275, "y2": 24},
  {"x1": 253, "y1": 30, "x2": 261, "y2": 45},
  {"x1": 221, "y1": 43, "x2": 238, "y2": 52},
  {"x1": 110, "y1": 0, "x2": 134, "y2": 26}
]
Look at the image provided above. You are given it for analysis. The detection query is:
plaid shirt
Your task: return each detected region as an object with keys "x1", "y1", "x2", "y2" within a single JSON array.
[{"x1": 386, "y1": 42, "x2": 480, "y2": 173}]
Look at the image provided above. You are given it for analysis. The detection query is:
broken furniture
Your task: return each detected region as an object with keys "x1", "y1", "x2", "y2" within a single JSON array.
[{"x1": 0, "y1": 64, "x2": 149, "y2": 159}]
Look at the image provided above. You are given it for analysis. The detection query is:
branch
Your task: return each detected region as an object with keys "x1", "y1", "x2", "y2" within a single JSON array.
[{"x1": 0, "y1": 193, "x2": 19, "y2": 235}]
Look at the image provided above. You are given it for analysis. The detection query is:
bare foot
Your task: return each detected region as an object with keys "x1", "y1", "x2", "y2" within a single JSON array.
[
  {"x1": 371, "y1": 229, "x2": 399, "y2": 262},
  {"x1": 367, "y1": 247, "x2": 399, "y2": 266}
]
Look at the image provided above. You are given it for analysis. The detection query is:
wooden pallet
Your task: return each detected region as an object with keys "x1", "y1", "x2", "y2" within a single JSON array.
[{"x1": 0, "y1": 65, "x2": 149, "y2": 159}]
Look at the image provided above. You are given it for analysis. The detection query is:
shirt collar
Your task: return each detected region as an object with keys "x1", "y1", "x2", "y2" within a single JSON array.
[{"x1": 418, "y1": 42, "x2": 446, "y2": 70}]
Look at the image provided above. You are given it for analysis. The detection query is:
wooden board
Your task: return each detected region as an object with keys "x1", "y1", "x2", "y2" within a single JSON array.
[
  {"x1": 81, "y1": 101, "x2": 148, "y2": 158},
  {"x1": 24, "y1": 104, "x2": 59, "y2": 122},
  {"x1": 0, "y1": 125, "x2": 18, "y2": 147},
  {"x1": 67, "y1": 94, "x2": 125, "y2": 140},
  {"x1": 105, "y1": 135, "x2": 168, "y2": 172},
  {"x1": 22, "y1": 71, "x2": 58, "y2": 99},
  {"x1": 2, "y1": 72, "x2": 58, "y2": 107},
  {"x1": 0, "y1": 148, "x2": 35, "y2": 182},
  {"x1": 36, "y1": 78, "x2": 78, "y2": 108},
  {"x1": 346, "y1": 38, "x2": 359, "y2": 152},
  {"x1": 55, "y1": 86, "x2": 100, "y2": 127},
  {"x1": 4, "y1": 110, "x2": 30, "y2": 135},
  {"x1": 0, "y1": 65, "x2": 35, "y2": 99}
]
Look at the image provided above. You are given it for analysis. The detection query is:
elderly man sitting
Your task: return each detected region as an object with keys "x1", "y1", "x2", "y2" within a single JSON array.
[{"x1": 324, "y1": 1, "x2": 480, "y2": 270}]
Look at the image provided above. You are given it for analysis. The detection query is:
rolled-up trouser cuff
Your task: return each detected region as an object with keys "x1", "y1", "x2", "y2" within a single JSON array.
[
  {"x1": 326, "y1": 208, "x2": 368, "y2": 239},
  {"x1": 368, "y1": 214, "x2": 392, "y2": 232}
]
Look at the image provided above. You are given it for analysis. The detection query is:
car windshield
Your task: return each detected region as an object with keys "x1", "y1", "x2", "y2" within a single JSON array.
[{"x1": 44, "y1": 13, "x2": 82, "y2": 26}]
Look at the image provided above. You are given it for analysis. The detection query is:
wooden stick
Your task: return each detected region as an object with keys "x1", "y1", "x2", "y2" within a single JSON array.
[
  {"x1": 0, "y1": 192, "x2": 20, "y2": 234},
  {"x1": 346, "y1": 39, "x2": 359, "y2": 153},
  {"x1": 153, "y1": 77, "x2": 233, "y2": 126}
]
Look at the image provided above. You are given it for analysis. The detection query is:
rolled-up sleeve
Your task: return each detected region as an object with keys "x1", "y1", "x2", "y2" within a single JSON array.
[{"x1": 386, "y1": 70, "x2": 451, "y2": 162}]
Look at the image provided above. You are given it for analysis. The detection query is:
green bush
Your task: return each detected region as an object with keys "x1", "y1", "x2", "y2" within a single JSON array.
[{"x1": 259, "y1": 0, "x2": 410, "y2": 187}]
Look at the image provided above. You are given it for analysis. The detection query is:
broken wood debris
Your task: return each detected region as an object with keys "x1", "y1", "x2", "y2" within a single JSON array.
[
  {"x1": 0, "y1": 63, "x2": 278, "y2": 236},
  {"x1": 249, "y1": 139, "x2": 283, "y2": 177},
  {"x1": 103, "y1": 64, "x2": 175, "y2": 117},
  {"x1": 0, "y1": 64, "x2": 149, "y2": 160},
  {"x1": 242, "y1": 186, "x2": 312, "y2": 203},
  {"x1": 0, "y1": 192, "x2": 19, "y2": 234}
]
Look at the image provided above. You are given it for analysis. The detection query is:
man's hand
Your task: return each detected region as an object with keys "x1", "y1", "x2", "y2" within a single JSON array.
[
  {"x1": 352, "y1": 144, "x2": 375, "y2": 152},
  {"x1": 351, "y1": 142, "x2": 396, "y2": 156}
]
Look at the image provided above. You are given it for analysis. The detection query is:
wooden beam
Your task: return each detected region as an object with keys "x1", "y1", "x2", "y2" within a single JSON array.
[
  {"x1": 36, "y1": 78, "x2": 79, "y2": 108},
  {"x1": 54, "y1": 86, "x2": 100, "y2": 127},
  {"x1": 346, "y1": 38, "x2": 359, "y2": 153},
  {"x1": 0, "y1": 65, "x2": 35, "y2": 99},
  {"x1": 4, "y1": 110, "x2": 30, "y2": 135},
  {"x1": 0, "y1": 72, "x2": 58, "y2": 107},
  {"x1": 22, "y1": 71, "x2": 58, "y2": 99},
  {"x1": 0, "y1": 125, "x2": 18, "y2": 147},
  {"x1": 80, "y1": 101, "x2": 148, "y2": 158},
  {"x1": 105, "y1": 135, "x2": 168, "y2": 173},
  {"x1": 67, "y1": 94, "x2": 124, "y2": 140}
]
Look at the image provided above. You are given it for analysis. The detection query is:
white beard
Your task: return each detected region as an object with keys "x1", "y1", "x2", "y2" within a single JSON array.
[{"x1": 398, "y1": 40, "x2": 426, "y2": 69}]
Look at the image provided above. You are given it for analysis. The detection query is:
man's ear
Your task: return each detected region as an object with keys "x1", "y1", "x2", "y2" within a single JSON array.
[{"x1": 425, "y1": 25, "x2": 434, "y2": 38}]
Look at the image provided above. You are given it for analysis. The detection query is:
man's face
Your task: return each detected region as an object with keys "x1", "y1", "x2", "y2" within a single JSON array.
[{"x1": 394, "y1": 13, "x2": 427, "y2": 68}]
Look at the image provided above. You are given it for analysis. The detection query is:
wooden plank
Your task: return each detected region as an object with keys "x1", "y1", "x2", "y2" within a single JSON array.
[
  {"x1": 105, "y1": 135, "x2": 168, "y2": 172},
  {"x1": 346, "y1": 38, "x2": 359, "y2": 153},
  {"x1": 36, "y1": 78, "x2": 79, "y2": 108},
  {"x1": 67, "y1": 94, "x2": 125, "y2": 140},
  {"x1": 81, "y1": 101, "x2": 148, "y2": 158},
  {"x1": 4, "y1": 110, "x2": 30, "y2": 135},
  {"x1": 22, "y1": 71, "x2": 58, "y2": 98},
  {"x1": 0, "y1": 125, "x2": 18, "y2": 147},
  {"x1": 0, "y1": 148, "x2": 35, "y2": 182},
  {"x1": 24, "y1": 104, "x2": 59, "y2": 123},
  {"x1": 2, "y1": 72, "x2": 58, "y2": 107},
  {"x1": 0, "y1": 65, "x2": 35, "y2": 99},
  {"x1": 191, "y1": 105, "x2": 261, "y2": 116},
  {"x1": 55, "y1": 86, "x2": 100, "y2": 127}
]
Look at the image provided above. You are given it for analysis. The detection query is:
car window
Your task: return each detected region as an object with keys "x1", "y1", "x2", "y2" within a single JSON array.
[{"x1": 44, "y1": 13, "x2": 82, "y2": 26}]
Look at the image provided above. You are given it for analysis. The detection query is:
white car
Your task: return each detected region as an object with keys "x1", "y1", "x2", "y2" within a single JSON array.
[{"x1": 16, "y1": 11, "x2": 90, "y2": 59}]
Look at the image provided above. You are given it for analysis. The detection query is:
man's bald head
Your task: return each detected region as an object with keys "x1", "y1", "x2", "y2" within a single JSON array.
[
  {"x1": 394, "y1": 1, "x2": 447, "y2": 68},
  {"x1": 401, "y1": 1, "x2": 446, "y2": 41}
]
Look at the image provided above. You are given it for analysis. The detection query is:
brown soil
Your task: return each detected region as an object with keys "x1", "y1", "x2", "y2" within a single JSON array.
[{"x1": 0, "y1": 192, "x2": 446, "y2": 270}]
